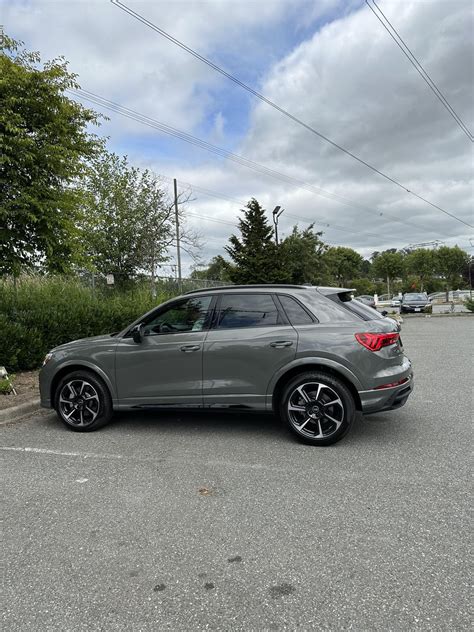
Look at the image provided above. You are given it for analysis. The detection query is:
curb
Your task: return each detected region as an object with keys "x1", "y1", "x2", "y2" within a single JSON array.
[
  {"x1": 401, "y1": 312, "x2": 473, "y2": 318},
  {"x1": 0, "y1": 398, "x2": 41, "y2": 425}
]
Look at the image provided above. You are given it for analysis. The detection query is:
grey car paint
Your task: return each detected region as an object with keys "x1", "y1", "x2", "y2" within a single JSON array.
[{"x1": 39, "y1": 285, "x2": 413, "y2": 414}]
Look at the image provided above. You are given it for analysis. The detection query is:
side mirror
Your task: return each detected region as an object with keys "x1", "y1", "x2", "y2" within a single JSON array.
[
  {"x1": 132, "y1": 323, "x2": 144, "y2": 344},
  {"x1": 381, "y1": 310, "x2": 388, "y2": 317}
]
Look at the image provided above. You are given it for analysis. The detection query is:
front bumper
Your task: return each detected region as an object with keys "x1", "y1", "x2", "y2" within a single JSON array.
[
  {"x1": 359, "y1": 373, "x2": 414, "y2": 414},
  {"x1": 401, "y1": 305, "x2": 431, "y2": 313}
]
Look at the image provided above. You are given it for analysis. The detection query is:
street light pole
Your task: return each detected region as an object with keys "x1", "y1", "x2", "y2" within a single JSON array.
[{"x1": 272, "y1": 205, "x2": 284, "y2": 246}]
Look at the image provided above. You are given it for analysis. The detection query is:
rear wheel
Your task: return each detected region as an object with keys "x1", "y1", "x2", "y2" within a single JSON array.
[
  {"x1": 54, "y1": 370, "x2": 113, "y2": 432},
  {"x1": 280, "y1": 371, "x2": 356, "y2": 446}
]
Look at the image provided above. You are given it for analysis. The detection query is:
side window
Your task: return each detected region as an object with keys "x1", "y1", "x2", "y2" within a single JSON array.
[
  {"x1": 216, "y1": 294, "x2": 281, "y2": 329},
  {"x1": 144, "y1": 296, "x2": 212, "y2": 335},
  {"x1": 278, "y1": 295, "x2": 314, "y2": 325}
]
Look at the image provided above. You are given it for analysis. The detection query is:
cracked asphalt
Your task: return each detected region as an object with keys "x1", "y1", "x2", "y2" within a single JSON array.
[{"x1": 2, "y1": 317, "x2": 473, "y2": 631}]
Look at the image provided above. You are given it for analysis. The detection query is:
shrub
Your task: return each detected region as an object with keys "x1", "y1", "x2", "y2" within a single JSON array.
[
  {"x1": 0, "y1": 276, "x2": 174, "y2": 371},
  {"x1": 464, "y1": 297, "x2": 474, "y2": 312}
]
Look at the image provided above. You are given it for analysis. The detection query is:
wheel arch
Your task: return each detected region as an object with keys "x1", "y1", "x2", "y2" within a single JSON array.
[
  {"x1": 50, "y1": 362, "x2": 116, "y2": 406},
  {"x1": 271, "y1": 363, "x2": 362, "y2": 413}
]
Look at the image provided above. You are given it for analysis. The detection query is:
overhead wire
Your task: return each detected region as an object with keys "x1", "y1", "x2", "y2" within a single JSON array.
[
  {"x1": 366, "y1": 0, "x2": 473, "y2": 142},
  {"x1": 110, "y1": 0, "x2": 473, "y2": 228},
  {"x1": 68, "y1": 87, "x2": 456, "y2": 236}
]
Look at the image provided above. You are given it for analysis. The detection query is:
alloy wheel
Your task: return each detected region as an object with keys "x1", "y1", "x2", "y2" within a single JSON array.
[
  {"x1": 58, "y1": 379, "x2": 100, "y2": 426},
  {"x1": 287, "y1": 381, "x2": 345, "y2": 439}
]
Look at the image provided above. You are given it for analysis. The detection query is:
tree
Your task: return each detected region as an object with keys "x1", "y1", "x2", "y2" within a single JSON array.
[
  {"x1": 405, "y1": 249, "x2": 435, "y2": 292},
  {"x1": 225, "y1": 198, "x2": 281, "y2": 283},
  {"x1": 80, "y1": 152, "x2": 200, "y2": 288},
  {"x1": 0, "y1": 35, "x2": 103, "y2": 276},
  {"x1": 434, "y1": 245, "x2": 469, "y2": 297},
  {"x1": 322, "y1": 247, "x2": 363, "y2": 286},
  {"x1": 279, "y1": 224, "x2": 327, "y2": 284},
  {"x1": 371, "y1": 250, "x2": 405, "y2": 295},
  {"x1": 190, "y1": 255, "x2": 232, "y2": 282}
]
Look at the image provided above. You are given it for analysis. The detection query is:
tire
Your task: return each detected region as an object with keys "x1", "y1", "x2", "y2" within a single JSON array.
[
  {"x1": 279, "y1": 371, "x2": 356, "y2": 446},
  {"x1": 54, "y1": 370, "x2": 113, "y2": 432}
]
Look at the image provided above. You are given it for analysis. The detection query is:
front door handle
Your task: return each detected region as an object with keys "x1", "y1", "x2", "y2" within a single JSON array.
[
  {"x1": 270, "y1": 341, "x2": 293, "y2": 348},
  {"x1": 180, "y1": 344, "x2": 201, "y2": 353}
]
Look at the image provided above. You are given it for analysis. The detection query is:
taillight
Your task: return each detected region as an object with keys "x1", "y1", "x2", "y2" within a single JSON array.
[{"x1": 355, "y1": 332, "x2": 400, "y2": 351}]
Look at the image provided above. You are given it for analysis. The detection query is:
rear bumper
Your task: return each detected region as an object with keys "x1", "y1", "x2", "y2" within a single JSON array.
[{"x1": 359, "y1": 373, "x2": 414, "y2": 414}]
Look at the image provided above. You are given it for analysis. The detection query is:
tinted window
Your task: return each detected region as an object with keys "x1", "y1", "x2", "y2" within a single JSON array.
[
  {"x1": 279, "y1": 295, "x2": 314, "y2": 325},
  {"x1": 216, "y1": 294, "x2": 281, "y2": 329},
  {"x1": 332, "y1": 292, "x2": 383, "y2": 321},
  {"x1": 302, "y1": 291, "x2": 359, "y2": 323},
  {"x1": 144, "y1": 296, "x2": 212, "y2": 335}
]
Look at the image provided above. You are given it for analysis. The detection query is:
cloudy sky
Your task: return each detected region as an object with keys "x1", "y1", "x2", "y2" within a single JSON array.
[{"x1": 3, "y1": 0, "x2": 474, "y2": 272}]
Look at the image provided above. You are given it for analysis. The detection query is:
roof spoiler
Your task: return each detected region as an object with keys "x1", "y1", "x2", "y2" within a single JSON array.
[{"x1": 316, "y1": 287, "x2": 355, "y2": 296}]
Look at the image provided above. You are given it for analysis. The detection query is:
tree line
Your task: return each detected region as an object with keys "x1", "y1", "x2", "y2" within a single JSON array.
[{"x1": 1, "y1": 35, "x2": 471, "y2": 296}]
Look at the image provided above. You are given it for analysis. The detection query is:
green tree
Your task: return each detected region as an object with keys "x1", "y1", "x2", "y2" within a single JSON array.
[
  {"x1": 225, "y1": 199, "x2": 281, "y2": 283},
  {"x1": 322, "y1": 246, "x2": 363, "y2": 286},
  {"x1": 0, "y1": 35, "x2": 103, "y2": 276},
  {"x1": 190, "y1": 255, "x2": 232, "y2": 282},
  {"x1": 80, "y1": 152, "x2": 199, "y2": 289},
  {"x1": 434, "y1": 246, "x2": 469, "y2": 293},
  {"x1": 405, "y1": 249, "x2": 435, "y2": 292},
  {"x1": 279, "y1": 224, "x2": 327, "y2": 284},
  {"x1": 371, "y1": 250, "x2": 405, "y2": 295}
]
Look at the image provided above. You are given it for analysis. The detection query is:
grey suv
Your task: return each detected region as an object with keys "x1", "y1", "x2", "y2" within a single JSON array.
[{"x1": 39, "y1": 285, "x2": 413, "y2": 445}]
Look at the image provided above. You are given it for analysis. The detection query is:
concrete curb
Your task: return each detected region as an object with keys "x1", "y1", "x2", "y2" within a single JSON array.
[
  {"x1": 0, "y1": 398, "x2": 41, "y2": 425},
  {"x1": 401, "y1": 312, "x2": 473, "y2": 318}
]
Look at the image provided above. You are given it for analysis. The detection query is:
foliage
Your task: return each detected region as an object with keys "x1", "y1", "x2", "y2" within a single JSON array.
[
  {"x1": 0, "y1": 373, "x2": 16, "y2": 395},
  {"x1": 279, "y1": 224, "x2": 327, "y2": 284},
  {"x1": 434, "y1": 246, "x2": 469, "y2": 289},
  {"x1": 79, "y1": 152, "x2": 200, "y2": 287},
  {"x1": 371, "y1": 250, "x2": 405, "y2": 294},
  {"x1": 225, "y1": 199, "x2": 282, "y2": 283},
  {"x1": 0, "y1": 276, "x2": 173, "y2": 371},
  {"x1": 321, "y1": 247, "x2": 363, "y2": 286},
  {"x1": 351, "y1": 277, "x2": 377, "y2": 296},
  {"x1": 464, "y1": 297, "x2": 474, "y2": 313},
  {"x1": 405, "y1": 249, "x2": 435, "y2": 292},
  {"x1": 0, "y1": 34, "x2": 103, "y2": 276},
  {"x1": 190, "y1": 255, "x2": 232, "y2": 282}
]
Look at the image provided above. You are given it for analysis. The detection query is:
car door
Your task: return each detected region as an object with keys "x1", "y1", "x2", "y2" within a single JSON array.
[
  {"x1": 115, "y1": 295, "x2": 215, "y2": 407},
  {"x1": 202, "y1": 293, "x2": 297, "y2": 409}
]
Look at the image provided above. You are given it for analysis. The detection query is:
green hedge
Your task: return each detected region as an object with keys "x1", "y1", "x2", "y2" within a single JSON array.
[{"x1": 0, "y1": 277, "x2": 173, "y2": 371}]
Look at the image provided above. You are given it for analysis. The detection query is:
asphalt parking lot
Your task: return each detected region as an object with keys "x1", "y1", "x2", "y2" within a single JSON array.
[{"x1": 2, "y1": 317, "x2": 472, "y2": 631}]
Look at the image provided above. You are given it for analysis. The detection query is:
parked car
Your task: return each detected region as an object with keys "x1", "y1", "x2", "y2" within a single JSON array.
[
  {"x1": 400, "y1": 292, "x2": 432, "y2": 314},
  {"x1": 40, "y1": 285, "x2": 413, "y2": 446},
  {"x1": 354, "y1": 294, "x2": 376, "y2": 308}
]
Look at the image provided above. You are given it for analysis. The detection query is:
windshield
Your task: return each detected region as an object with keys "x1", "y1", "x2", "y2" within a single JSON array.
[{"x1": 404, "y1": 293, "x2": 427, "y2": 301}]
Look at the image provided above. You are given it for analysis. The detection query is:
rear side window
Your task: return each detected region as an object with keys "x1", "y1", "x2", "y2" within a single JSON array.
[
  {"x1": 331, "y1": 292, "x2": 383, "y2": 321},
  {"x1": 216, "y1": 294, "x2": 282, "y2": 329},
  {"x1": 278, "y1": 295, "x2": 314, "y2": 325}
]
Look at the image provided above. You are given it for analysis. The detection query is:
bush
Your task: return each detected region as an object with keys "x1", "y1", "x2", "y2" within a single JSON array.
[
  {"x1": 0, "y1": 276, "x2": 174, "y2": 371},
  {"x1": 464, "y1": 297, "x2": 474, "y2": 312}
]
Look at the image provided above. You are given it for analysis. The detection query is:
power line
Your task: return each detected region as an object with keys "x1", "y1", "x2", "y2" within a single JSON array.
[
  {"x1": 110, "y1": 0, "x2": 472, "y2": 228},
  {"x1": 68, "y1": 87, "x2": 462, "y2": 235},
  {"x1": 366, "y1": 0, "x2": 473, "y2": 142}
]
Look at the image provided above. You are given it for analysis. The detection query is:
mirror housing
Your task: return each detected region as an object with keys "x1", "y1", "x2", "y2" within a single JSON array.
[
  {"x1": 381, "y1": 310, "x2": 388, "y2": 317},
  {"x1": 132, "y1": 323, "x2": 144, "y2": 344}
]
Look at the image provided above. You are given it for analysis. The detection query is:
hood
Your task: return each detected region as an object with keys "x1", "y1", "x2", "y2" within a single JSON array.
[{"x1": 52, "y1": 333, "x2": 116, "y2": 352}]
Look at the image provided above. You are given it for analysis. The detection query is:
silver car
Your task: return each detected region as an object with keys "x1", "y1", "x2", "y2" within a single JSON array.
[{"x1": 40, "y1": 285, "x2": 414, "y2": 446}]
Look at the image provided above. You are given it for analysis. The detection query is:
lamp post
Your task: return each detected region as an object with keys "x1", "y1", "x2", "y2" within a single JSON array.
[{"x1": 272, "y1": 206, "x2": 284, "y2": 246}]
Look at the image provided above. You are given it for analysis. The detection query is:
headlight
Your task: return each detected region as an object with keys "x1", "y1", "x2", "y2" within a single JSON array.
[{"x1": 42, "y1": 352, "x2": 54, "y2": 366}]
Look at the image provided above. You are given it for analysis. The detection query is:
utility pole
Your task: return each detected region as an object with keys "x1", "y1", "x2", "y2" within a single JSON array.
[
  {"x1": 173, "y1": 178, "x2": 182, "y2": 291},
  {"x1": 272, "y1": 205, "x2": 284, "y2": 246}
]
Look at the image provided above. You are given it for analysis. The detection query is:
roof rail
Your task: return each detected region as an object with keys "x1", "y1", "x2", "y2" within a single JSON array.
[{"x1": 184, "y1": 284, "x2": 313, "y2": 295}]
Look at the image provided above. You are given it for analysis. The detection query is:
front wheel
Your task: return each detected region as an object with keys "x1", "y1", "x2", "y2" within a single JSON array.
[
  {"x1": 280, "y1": 371, "x2": 356, "y2": 446},
  {"x1": 54, "y1": 370, "x2": 113, "y2": 432}
]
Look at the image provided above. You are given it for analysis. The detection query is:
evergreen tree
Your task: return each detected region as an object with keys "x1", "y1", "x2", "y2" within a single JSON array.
[{"x1": 225, "y1": 199, "x2": 280, "y2": 283}]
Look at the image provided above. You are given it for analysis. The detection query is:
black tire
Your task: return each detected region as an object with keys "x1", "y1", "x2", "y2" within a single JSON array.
[
  {"x1": 54, "y1": 370, "x2": 113, "y2": 432},
  {"x1": 279, "y1": 371, "x2": 356, "y2": 446}
]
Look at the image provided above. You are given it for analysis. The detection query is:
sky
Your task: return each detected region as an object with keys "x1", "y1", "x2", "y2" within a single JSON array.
[{"x1": 3, "y1": 0, "x2": 474, "y2": 274}]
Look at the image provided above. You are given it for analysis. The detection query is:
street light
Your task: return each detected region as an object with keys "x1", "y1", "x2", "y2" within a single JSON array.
[{"x1": 272, "y1": 205, "x2": 284, "y2": 246}]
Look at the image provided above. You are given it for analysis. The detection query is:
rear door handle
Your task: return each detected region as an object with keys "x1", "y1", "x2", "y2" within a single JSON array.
[
  {"x1": 180, "y1": 344, "x2": 201, "y2": 353},
  {"x1": 270, "y1": 341, "x2": 293, "y2": 348}
]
